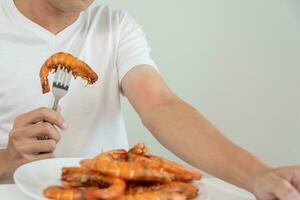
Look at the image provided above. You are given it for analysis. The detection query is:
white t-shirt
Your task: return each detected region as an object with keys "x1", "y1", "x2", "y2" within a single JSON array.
[{"x1": 0, "y1": 0, "x2": 156, "y2": 157}]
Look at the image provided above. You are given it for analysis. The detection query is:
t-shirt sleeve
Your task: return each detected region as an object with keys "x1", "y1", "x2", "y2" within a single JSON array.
[{"x1": 115, "y1": 10, "x2": 157, "y2": 84}]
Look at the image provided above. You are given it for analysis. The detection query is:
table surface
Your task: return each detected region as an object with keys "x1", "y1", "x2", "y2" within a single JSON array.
[{"x1": 0, "y1": 178, "x2": 255, "y2": 200}]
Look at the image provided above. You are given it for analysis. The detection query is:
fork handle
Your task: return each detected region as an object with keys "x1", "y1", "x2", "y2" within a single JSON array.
[{"x1": 52, "y1": 98, "x2": 59, "y2": 111}]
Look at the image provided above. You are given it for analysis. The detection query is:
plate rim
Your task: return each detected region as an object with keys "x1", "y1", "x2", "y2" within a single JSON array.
[{"x1": 14, "y1": 158, "x2": 83, "y2": 200}]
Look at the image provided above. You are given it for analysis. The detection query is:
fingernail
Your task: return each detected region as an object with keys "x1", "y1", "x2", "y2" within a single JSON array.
[
  {"x1": 62, "y1": 122, "x2": 67, "y2": 130},
  {"x1": 284, "y1": 192, "x2": 300, "y2": 200}
]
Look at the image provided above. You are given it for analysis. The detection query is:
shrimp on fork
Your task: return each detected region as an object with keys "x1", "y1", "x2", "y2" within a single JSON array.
[{"x1": 39, "y1": 52, "x2": 98, "y2": 93}]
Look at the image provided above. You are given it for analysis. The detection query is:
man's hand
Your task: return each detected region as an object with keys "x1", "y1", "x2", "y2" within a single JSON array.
[
  {"x1": 3, "y1": 107, "x2": 66, "y2": 178},
  {"x1": 253, "y1": 166, "x2": 300, "y2": 200}
]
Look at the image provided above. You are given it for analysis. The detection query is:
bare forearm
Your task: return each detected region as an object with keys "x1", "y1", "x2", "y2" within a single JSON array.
[{"x1": 141, "y1": 98, "x2": 269, "y2": 192}]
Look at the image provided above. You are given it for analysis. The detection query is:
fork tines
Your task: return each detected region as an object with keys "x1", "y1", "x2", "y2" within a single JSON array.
[{"x1": 53, "y1": 65, "x2": 72, "y2": 90}]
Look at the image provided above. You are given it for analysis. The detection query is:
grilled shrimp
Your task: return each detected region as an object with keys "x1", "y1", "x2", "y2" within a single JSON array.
[
  {"x1": 113, "y1": 191, "x2": 187, "y2": 200},
  {"x1": 129, "y1": 143, "x2": 202, "y2": 182},
  {"x1": 80, "y1": 149, "x2": 177, "y2": 182},
  {"x1": 43, "y1": 186, "x2": 99, "y2": 200},
  {"x1": 61, "y1": 167, "x2": 126, "y2": 199},
  {"x1": 120, "y1": 181, "x2": 198, "y2": 200},
  {"x1": 44, "y1": 167, "x2": 126, "y2": 200}
]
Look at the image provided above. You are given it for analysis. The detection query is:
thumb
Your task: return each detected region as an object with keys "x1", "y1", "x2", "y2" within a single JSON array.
[{"x1": 272, "y1": 177, "x2": 300, "y2": 200}]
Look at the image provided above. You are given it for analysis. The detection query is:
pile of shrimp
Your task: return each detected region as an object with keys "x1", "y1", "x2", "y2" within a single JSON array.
[{"x1": 44, "y1": 143, "x2": 202, "y2": 200}]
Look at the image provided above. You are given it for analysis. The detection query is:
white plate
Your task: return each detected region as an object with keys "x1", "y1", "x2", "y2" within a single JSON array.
[{"x1": 14, "y1": 158, "x2": 210, "y2": 200}]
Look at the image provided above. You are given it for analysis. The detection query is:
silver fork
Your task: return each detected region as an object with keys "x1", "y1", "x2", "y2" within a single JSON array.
[
  {"x1": 52, "y1": 64, "x2": 72, "y2": 111},
  {"x1": 37, "y1": 65, "x2": 72, "y2": 141}
]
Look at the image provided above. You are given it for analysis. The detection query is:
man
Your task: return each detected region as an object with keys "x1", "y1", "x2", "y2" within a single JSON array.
[{"x1": 0, "y1": 0, "x2": 299, "y2": 199}]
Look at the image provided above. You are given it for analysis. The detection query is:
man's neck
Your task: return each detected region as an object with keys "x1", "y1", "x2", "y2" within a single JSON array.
[{"x1": 13, "y1": 0, "x2": 81, "y2": 35}]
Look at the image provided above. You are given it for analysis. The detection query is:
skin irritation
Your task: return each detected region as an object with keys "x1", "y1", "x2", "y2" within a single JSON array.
[
  {"x1": 13, "y1": 0, "x2": 94, "y2": 34},
  {"x1": 122, "y1": 66, "x2": 177, "y2": 113}
]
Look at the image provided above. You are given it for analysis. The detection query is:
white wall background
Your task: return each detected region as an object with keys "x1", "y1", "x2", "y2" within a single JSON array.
[{"x1": 100, "y1": 0, "x2": 300, "y2": 168}]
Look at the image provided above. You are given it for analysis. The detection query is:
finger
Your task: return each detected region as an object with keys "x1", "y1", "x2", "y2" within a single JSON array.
[
  {"x1": 35, "y1": 123, "x2": 61, "y2": 142},
  {"x1": 14, "y1": 107, "x2": 66, "y2": 130},
  {"x1": 272, "y1": 177, "x2": 300, "y2": 200},
  {"x1": 25, "y1": 139, "x2": 57, "y2": 154},
  {"x1": 22, "y1": 123, "x2": 61, "y2": 142}
]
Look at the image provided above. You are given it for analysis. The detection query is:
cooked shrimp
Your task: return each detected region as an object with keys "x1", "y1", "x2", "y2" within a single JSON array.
[
  {"x1": 60, "y1": 167, "x2": 126, "y2": 199},
  {"x1": 80, "y1": 149, "x2": 177, "y2": 182},
  {"x1": 146, "y1": 155, "x2": 201, "y2": 181},
  {"x1": 113, "y1": 191, "x2": 187, "y2": 200},
  {"x1": 39, "y1": 52, "x2": 98, "y2": 93},
  {"x1": 123, "y1": 181, "x2": 198, "y2": 200},
  {"x1": 129, "y1": 143, "x2": 202, "y2": 182},
  {"x1": 44, "y1": 182, "x2": 125, "y2": 200},
  {"x1": 151, "y1": 181, "x2": 198, "y2": 199},
  {"x1": 128, "y1": 143, "x2": 149, "y2": 156},
  {"x1": 43, "y1": 186, "x2": 99, "y2": 200}
]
